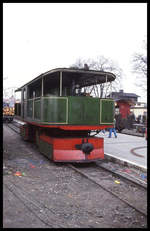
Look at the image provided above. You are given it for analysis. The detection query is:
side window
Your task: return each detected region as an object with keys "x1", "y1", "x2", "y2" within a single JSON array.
[
  {"x1": 33, "y1": 90, "x2": 35, "y2": 98},
  {"x1": 23, "y1": 88, "x2": 26, "y2": 100}
]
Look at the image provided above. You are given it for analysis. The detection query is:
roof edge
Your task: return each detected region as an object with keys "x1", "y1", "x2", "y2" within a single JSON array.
[{"x1": 15, "y1": 67, "x2": 116, "y2": 90}]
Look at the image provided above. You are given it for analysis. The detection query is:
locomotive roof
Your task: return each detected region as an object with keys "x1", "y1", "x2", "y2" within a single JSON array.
[{"x1": 15, "y1": 68, "x2": 116, "y2": 91}]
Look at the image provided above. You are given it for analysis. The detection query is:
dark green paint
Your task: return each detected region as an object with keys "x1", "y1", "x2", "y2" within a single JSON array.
[
  {"x1": 36, "y1": 130, "x2": 40, "y2": 146},
  {"x1": 20, "y1": 127, "x2": 25, "y2": 138},
  {"x1": 68, "y1": 97, "x2": 100, "y2": 125},
  {"x1": 100, "y1": 100, "x2": 114, "y2": 123},
  {"x1": 43, "y1": 98, "x2": 67, "y2": 123},
  {"x1": 39, "y1": 139, "x2": 53, "y2": 159},
  {"x1": 25, "y1": 96, "x2": 114, "y2": 125},
  {"x1": 27, "y1": 100, "x2": 33, "y2": 117},
  {"x1": 34, "y1": 100, "x2": 41, "y2": 120}
]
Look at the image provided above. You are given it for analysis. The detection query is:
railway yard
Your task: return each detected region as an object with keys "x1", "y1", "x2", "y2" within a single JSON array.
[{"x1": 3, "y1": 121, "x2": 147, "y2": 228}]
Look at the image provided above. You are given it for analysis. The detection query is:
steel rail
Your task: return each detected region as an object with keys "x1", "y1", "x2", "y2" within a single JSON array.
[
  {"x1": 96, "y1": 162, "x2": 147, "y2": 189},
  {"x1": 4, "y1": 181, "x2": 66, "y2": 228},
  {"x1": 4, "y1": 183, "x2": 52, "y2": 227},
  {"x1": 68, "y1": 164, "x2": 147, "y2": 217},
  {"x1": 5, "y1": 122, "x2": 147, "y2": 217},
  {"x1": 6, "y1": 123, "x2": 20, "y2": 134}
]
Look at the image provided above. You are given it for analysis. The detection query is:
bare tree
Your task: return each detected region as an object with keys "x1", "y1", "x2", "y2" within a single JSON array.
[
  {"x1": 3, "y1": 77, "x2": 18, "y2": 99},
  {"x1": 70, "y1": 56, "x2": 123, "y2": 97},
  {"x1": 3, "y1": 86, "x2": 17, "y2": 100},
  {"x1": 70, "y1": 57, "x2": 84, "y2": 70},
  {"x1": 132, "y1": 40, "x2": 147, "y2": 92}
]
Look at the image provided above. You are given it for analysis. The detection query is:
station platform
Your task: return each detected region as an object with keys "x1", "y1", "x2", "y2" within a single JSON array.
[{"x1": 97, "y1": 131, "x2": 147, "y2": 172}]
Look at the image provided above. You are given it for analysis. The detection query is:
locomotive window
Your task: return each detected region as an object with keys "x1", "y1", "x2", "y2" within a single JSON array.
[
  {"x1": 43, "y1": 73, "x2": 60, "y2": 96},
  {"x1": 23, "y1": 88, "x2": 26, "y2": 100},
  {"x1": 28, "y1": 79, "x2": 42, "y2": 99},
  {"x1": 33, "y1": 91, "x2": 35, "y2": 98},
  {"x1": 61, "y1": 72, "x2": 112, "y2": 98}
]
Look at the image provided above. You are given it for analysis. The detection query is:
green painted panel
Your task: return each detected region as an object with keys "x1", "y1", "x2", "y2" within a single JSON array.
[
  {"x1": 20, "y1": 127, "x2": 25, "y2": 138},
  {"x1": 26, "y1": 96, "x2": 114, "y2": 125},
  {"x1": 100, "y1": 99, "x2": 114, "y2": 124},
  {"x1": 43, "y1": 98, "x2": 67, "y2": 123},
  {"x1": 36, "y1": 130, "x2": 40, "y2": 147},
  {"x1": 34, "y1": 100, "x2": 41, "y2": 120},
  {"x1": 68, "y1": 97, "x2": 100, "y2": 125},
  {"x1": 24, "y1": 101, "x2": 27, "y2": 118},
  {"x1": 39, "y1": 139, "x2": 53, "y2": 159},
  {"x1": 27, "y1": 100, "x2": 33, "y2": 117}
]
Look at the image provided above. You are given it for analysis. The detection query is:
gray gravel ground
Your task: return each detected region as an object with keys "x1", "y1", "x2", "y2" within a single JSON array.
[{"x1": 3, "y1": 124, "x2": 147, "y2": 228}]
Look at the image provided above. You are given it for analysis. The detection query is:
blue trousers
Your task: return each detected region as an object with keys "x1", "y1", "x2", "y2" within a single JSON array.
[{"x1": 108, "y1": 128, "x2": 117, "y2": 138}]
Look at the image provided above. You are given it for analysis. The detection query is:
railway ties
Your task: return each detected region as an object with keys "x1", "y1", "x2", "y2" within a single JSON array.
[
  {"x1": 6, "y1": 121, "x2": 21, "y2": 134},
  {"x1": 4, "y1": 180, "x2": 67, "y2": 228},
  {"x1": 5, "y1": 123, "x2": 147, "y2": 219},
  {"x1": 96, "y1": 161, "x2": 147, "y2": 189},
  {"x1": 68, "y1": 163, "x2": 147, "y2": 218}
]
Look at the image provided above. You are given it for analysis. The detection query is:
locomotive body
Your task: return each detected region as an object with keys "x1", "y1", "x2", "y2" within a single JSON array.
[{"x1": 15, "y1": 68, "x2": 116, "y2": 162}]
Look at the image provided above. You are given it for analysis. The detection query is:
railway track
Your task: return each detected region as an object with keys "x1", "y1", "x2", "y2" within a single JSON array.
[
  {"x1": 5, "y1": 122, "x2": 147, "y2": 218},
  {"x1": 6, "y1": 121, "x2": 20, "y2": 134},
  {"x1": 96, "y1": 161, "x2": 147, "y2": 189},
  {"x1": 4, "y1": 180, "x2": 67, "y2": 228},
  {"x1": 68, "y1": 163, "x2": 147, "y2": 217}
]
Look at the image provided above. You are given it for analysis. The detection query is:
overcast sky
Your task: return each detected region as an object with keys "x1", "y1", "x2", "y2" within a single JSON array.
[{"x1": 3, "y1": 3, "x2": 147, "y2": 102}]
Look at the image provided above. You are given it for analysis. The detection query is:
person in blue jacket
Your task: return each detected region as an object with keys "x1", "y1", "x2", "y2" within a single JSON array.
[{"x1": 108, "y1": 118, "x2": 117, "y2": 138}]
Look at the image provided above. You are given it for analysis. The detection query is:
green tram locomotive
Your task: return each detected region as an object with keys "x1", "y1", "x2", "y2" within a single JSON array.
[{"x1": 15, "y1": 68, "x2": 116, "y2": 162}]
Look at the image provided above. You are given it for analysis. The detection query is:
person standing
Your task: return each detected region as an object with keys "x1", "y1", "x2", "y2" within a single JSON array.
[{"x1": 108, "y1": 118, "x2": 117, "y2": 138}]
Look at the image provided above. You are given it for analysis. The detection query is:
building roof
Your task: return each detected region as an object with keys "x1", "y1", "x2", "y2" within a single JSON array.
[
  {"x1": 111, "y1": 91, "x2": 139, "y2": 98},
  {"x1": 107, "y1": 90, "x2": 140, "y2": 106},
  {"x1": 108, "y1": 90, "x2": 139, "y2": 99}
]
